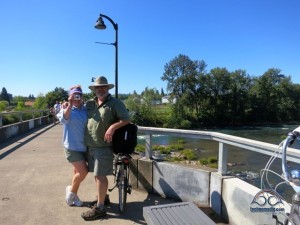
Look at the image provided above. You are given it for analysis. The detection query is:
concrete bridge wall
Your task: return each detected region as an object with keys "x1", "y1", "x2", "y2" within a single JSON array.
[
  {"x1": 131, "y1": 158, "x2": 291, "y2": 225},
  {"x1": 0, "y1": 116, "x2": 50, "y2": 143}
]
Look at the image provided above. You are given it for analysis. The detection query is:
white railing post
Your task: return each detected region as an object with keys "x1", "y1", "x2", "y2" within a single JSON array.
[
  {"x1": 145, "y1": 134, "x2": 153, "y2": 160},
  {"x1": 218, "y1": 142, "x2": 228, "y2": 175},
  {"x1": 18, "y1": 112, "x2": 23, "y2": 122}
]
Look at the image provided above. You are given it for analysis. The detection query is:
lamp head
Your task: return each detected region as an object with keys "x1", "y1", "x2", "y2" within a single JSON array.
[{"x1": 95, "y1": 16, "x2": 106, "y2": 29}]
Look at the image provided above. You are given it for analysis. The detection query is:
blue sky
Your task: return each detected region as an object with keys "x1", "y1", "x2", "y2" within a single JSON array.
[{"x1": 1, "y1": 0, "x2": 300, "y2": 97}]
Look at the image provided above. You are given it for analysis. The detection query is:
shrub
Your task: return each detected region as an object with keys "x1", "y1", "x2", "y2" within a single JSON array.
[
  {"x1": 160, "y1": 148, "x2": 171, "y2": 154},
  {"x1": 208, "y1": 157, "x2": 218, "y2": 164},
  {"x1": 199, "y1": 158, "x2": 208, "y2": 165},
  {"x1": 0, "y1": 101, "x2": 9, "y2": 112},
  {"x1": 209, "y1": 163, "x2": 218, "y2": 169},
  {"x1": 177, "y1": 139, "x2": 185, "y2": 145},
  {"x1": 180, "y1": 120, "x2": 192, "y2": 129},
  {"x1": 2, "y1": 114, "x2": 19, "y2": 126},
  {"x1": 152, "y1": 145, "x2": 164, "y2": 151},
  {"x1": 135, "y1": 144, "x2": 145, "y2": 153},
  {"x1": 23, "y1": 112, "x2": 32, "y2": 121},
  {"x1": 169, "y1": 144, "x2": 184, "y2": 151},
  {"x1": 199, "y1": 157, "x2": 218, "y2": 168},
  {"x1": 171, "y1": 157, "x2": 182, "y2": 162},
  {"x1": 180, "y1": 149, "x2": 197, "y2": 160}
]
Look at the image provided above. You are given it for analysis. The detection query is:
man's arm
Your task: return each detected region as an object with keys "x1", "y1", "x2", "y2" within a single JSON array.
[{"x1": 104, "y1": 120, "x2": 130, "y2": 143}]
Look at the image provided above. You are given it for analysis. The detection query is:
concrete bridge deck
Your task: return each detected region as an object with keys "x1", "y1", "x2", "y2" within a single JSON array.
[
  {"x1": 0, "y1": 124, "x2": 183, "y2": 225},
  {"x1": 0, "y1": 123, "x2": 227, "y2": 225}
]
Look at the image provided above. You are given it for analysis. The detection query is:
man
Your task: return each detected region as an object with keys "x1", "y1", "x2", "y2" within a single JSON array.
[
  {"x1": 81, "y1": 76, "x2": 130, "y2": 221},
  {"x1": 53, "y1": 101, "x2": 61, "y2": 122}
]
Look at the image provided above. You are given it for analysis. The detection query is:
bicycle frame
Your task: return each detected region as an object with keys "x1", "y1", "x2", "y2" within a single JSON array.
[
  {"x1": 269, "y1": 132, "x2": 300, "y2": 224},
  {"x1": 281, "y1": 134, "x2": 300, "y2": 225},
  {"x1": 108, "y1": 153, "x2": 132, "y2": 213}
]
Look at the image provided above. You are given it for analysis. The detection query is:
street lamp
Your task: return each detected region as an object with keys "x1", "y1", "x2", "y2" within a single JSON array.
[{"x1": 94, "y1": 13, "x2": 119, "y2": 98}]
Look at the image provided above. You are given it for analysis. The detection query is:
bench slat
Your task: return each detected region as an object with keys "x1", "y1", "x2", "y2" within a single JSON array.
[{"x1": 143, "y1": 202, "x2": 216, "y2": 225}]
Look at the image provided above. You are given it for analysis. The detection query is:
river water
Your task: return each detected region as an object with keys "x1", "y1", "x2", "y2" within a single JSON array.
[{"x1": 138, "y1": 124, "x2": 300, "y2": 199}]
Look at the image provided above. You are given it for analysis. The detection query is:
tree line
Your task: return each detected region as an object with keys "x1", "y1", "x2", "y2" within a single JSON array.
[
  {"x1": 2, "y1": 53, "x2": 300, "y2": 128},
  {"x1": 125, "y1": 54, "x2": 300, "y2": 128},
  {"x1": 160, "y1": 54, "x2": 300, "y2": 127}
]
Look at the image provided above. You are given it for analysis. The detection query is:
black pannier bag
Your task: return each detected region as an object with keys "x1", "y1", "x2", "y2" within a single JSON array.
[{"x1": 112, "y1": 123, "x2": 138, "y2": 154}]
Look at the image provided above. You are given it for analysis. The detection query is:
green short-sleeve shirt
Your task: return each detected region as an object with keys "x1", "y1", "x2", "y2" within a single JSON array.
[{"x1": 84, "y1": 95, "x2": 130, "y2": 147}]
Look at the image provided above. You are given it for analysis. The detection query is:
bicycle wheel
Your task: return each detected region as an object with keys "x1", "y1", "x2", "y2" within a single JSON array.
[{"x1": 118, "y1": 164, "x2": 128, "y2": 213}]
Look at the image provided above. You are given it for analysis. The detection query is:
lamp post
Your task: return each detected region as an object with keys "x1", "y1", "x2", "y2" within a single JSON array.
[{"x1": 94, "y1": 13, "x2": 119, "y2": 98}]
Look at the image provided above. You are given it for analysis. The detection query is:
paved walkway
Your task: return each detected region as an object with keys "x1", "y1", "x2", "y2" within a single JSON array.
[{"x1": 0, "y1": 124, "x2": 178, "y2": 225}]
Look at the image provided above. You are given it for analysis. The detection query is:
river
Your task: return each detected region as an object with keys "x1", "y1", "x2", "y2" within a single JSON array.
[{"x1": 138, "y1": 124, "x2": 300, "y2": 199}]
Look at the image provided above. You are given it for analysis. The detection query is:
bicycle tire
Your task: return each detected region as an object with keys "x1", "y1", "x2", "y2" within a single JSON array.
[{"x1": 118, "y1": 164, "x2": 128, "y2": 213}]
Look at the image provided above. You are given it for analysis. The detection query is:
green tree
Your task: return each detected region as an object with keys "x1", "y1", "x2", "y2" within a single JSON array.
[
  {"x1": 125, "y1": 88, "x2": 165, "y2": 126},
  {"x1": 0, "y1": 87, "x2": 10, "y2": 104},
  {"x1": 125, "y1": 93, "x2": 141, "y2": 113},
  {"x1": 161, "y1": 54, "x2": 207, "y2": 120},
  {"x1": 125, "y1": 94, "x2": 144, "y2": 125},
  {"x1": 15, "y1": 101, "x2": 26, "y2": 111},
  {"x1": 12, "y1": 96, "x2": 27, "y2": 104},
  {"x1": 226, "y1": 70, "x2": 253, "y2": 125},
  {"x1": 0, "y1": 101, "x2": 9, "y2": 111},
  {"x1": 272, "y1": 74, "x2": 300, "y2": 121},
  {"x1": 203, "y1": 67, "x2": 232, "y2": 125},
  {"x1": 140, "y1": 87, "x2": 160, "y2": 126},
  {"x1": 249, "y1": 68, "x2": 284, "y2": 122},
  {"x1": 28, "y1": 94, "x2": 35, "y2": 100},
  {"x1": 33, "y1": 94, "x2": 47, "y2": 109},
  {"x1": 45, "y1": 87, "x2": 68, "y2": 108},
  {"x1": 160, "y1": 88, "x2": 165, "y2": 96}
]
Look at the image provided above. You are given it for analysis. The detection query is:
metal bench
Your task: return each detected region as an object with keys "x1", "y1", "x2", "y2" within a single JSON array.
[{"x1": 143, "y1": 202, "x2": 216, "y2": 225}]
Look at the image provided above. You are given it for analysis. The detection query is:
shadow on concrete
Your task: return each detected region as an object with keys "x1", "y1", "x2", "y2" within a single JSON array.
[
  {"x1": 79, "y1": 192, "x2": 179, "y2": 224},
  {"x1": 205, "y1": 190, "x2": 229, "y2": 224},
  {"x1": 0, "y1": 123, "x2": 56, "y2": 160}
]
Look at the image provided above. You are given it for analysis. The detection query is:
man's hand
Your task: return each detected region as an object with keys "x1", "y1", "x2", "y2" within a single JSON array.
[{"x1": 104, "y1": 127, "x2": 115, "y2": 143}]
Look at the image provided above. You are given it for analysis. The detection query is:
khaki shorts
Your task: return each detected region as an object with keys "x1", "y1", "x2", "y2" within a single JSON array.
[
  {"x1": 86, "y1": 146, "x2": 113, "y2": 176},
  {"x1": 64, "y1": 148, "x2": 86, "y2": 163}
]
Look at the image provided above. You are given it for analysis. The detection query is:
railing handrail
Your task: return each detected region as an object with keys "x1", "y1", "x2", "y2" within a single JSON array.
[
  {"x1": 0, "y1": 109, "x2": 49, "y2": 127},
  {"x1": 138, "y1": 126, "x2": 300, "y2": 174},
  {"x1": 0, "y1": 109, "x2": 48, "y2": 115}
]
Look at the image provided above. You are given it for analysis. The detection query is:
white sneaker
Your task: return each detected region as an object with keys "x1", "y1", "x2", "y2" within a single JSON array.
[
  {"x1": 65, "y1": 185, "x2": 74, "y2": 206},
  {"x1": 73, "y1": 194, "x2": 83, "y2": 207}
]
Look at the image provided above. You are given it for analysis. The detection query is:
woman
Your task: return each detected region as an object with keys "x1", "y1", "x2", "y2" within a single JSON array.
[{"x1": 57, "y1": 85, "x2": 88, "y2": 206}]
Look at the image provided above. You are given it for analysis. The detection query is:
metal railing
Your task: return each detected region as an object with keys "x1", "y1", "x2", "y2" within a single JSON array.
[
  {"x1": 0, "y1": 110, "x2": 49, "y2": 127},
  {"x1": 138, "y1": 126, "x2": 300, "y2": 175}
]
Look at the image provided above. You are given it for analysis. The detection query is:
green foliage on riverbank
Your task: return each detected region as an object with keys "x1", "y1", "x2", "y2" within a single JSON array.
[
  {"x1": 135, "y1": 141, "x2": 218, "y2": 169},
  {"x1": 199, "y1": 157, "x2": 218, "y2": 168},
  {"x1": 126, "y1": 54, "x2": 300, "y2": 128}
]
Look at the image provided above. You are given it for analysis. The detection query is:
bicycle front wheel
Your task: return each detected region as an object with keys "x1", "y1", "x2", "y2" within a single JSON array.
[{"x1": 118, "y1": 166, "x2": 128, "y2": 213}]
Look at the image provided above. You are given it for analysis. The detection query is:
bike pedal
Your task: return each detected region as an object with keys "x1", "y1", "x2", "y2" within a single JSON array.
[{"x1": 127, "y1": 185, "x2": 132, "y2": 194}]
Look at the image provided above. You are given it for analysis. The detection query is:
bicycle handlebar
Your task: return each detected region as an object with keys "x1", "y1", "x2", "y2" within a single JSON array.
[
  {"x1": 282, "y1": 130, "x2": 300, "y2": 180},
  {"x1": 268, "y1": 128, "x2": 300, "y2": 224}
]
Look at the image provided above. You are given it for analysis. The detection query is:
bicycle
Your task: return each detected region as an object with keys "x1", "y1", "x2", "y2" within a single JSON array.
[
  {"x1": 261, "y1": 129, "x2": 300, "y2": 225},
  {"x1": 108, "y1": 153, "x2": 132, "y2": 213}
]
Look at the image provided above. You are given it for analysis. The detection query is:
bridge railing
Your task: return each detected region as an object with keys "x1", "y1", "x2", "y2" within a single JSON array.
[
  {"x1": 138, "y1": 126, "x2": 300, "y2": 175},
  {"x1": 0, "y1": 110, "x2": 49, "y2": 127}
]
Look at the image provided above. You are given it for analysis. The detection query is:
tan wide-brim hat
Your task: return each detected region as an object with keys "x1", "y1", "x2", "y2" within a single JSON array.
[{"x1": 89, "y1": 76, "x2": 114, "y2": 90}]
